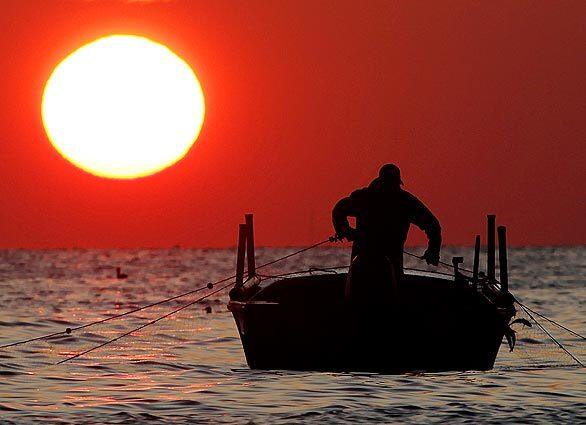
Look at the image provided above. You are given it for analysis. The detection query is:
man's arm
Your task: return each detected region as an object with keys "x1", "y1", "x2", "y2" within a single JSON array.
[
  {"x1": 332, "y1": 197, "x2": 357, "y2": 241},
  {"x1": 409, "y1": 195, "x2": 442, "y2": 265}
]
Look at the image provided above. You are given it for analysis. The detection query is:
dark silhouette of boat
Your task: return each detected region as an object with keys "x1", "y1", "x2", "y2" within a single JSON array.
[{"x1": 228, "y1": 214, "x2": 516, "y2": 374}]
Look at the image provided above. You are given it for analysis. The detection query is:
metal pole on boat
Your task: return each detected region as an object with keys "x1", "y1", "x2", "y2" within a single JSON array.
[
  {"x1": 245, "y1": 214, "x2": 256, "y2": 277},
  {"x1": 487, "y1": 214, "x2": 496, "y2": 281},
  {"x1": 497, "y1": 225, "x2": 509, "y2": 293},
  {"x1": 235, "y1": 223, "x2": 248, "y2": 289},
  {"x1": 473, "y1": 235, "x2": 480, "y2": 286}
]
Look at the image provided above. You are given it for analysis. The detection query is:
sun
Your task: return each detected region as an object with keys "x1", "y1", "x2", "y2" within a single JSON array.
[{"x1": 41, "y1": 35, "x2": 205, "y2": 179}]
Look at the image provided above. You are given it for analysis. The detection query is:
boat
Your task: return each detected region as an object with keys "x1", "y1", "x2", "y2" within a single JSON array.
[{"x1": 228, "y1": 214, "x2": 517, "y2": 374}]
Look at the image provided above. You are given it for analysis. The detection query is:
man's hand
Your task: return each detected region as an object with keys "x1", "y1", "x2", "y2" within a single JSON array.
[
  {"x1": 336, "y1": 228, "x2": 358, "y2": 242},
  {"x1": 422, "y1": 249, "x2": 440, "y2": 266}
]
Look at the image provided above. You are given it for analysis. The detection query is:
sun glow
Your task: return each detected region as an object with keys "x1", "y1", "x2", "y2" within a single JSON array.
[{"x1": 42, "y1": 35, "x2": 205, "y2": 179}]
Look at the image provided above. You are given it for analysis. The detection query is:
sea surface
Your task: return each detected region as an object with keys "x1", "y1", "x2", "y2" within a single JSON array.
[{"x1": 0, "y1": 246, "x2": 584, "y2": 424}]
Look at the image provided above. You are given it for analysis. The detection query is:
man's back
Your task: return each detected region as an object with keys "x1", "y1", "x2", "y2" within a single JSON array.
[
  {"x1": 334, "y1": 183, "x2": 440, "y2": 261},
  {"x1": 332, "y1": 165, "x2": 441, "y2": 267}
]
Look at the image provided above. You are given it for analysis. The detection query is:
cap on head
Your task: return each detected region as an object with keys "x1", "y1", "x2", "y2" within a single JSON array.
[{"x1": 379, "y1": 163, "x2": 403, "y2": 185}]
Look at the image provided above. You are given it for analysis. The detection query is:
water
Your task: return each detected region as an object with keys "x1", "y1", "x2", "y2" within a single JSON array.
[{"x1": 0, "y1": 247, "x2": 584, "y2": 424}]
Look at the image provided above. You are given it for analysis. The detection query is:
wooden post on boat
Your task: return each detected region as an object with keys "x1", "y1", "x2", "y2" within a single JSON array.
[
  {"x1": 235, "y1": 223, "x2": 248, "y2": 289},
  {"x1": 452, "y1": 256, "x2": 463, "y2": 278},
  {"x1": 487, "y1": 214, "x2": 496, "y2": 281},
  {"x1": 472, "y1": 235, "x2": 480, "y2": 286},
  {"x1": 245, "y1": 214, "x2": 256, "y2": 277},
  {"x1": 497, "y1": 225, "x2": 509, "y2": 293}
]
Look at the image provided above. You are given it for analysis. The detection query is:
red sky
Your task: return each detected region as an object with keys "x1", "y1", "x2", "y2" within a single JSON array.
[{"x1": 1, "y1": 0, "x2": 585, "y2": 248}]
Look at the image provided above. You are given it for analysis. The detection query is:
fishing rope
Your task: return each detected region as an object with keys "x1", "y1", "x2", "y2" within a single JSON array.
[
  {"x1": 403, "y1": 250, "x2": 476, "y2": 275},
  {"x1": 255, "y1": 249, "x2": 584, "y2": 369},
  {"x1": 257, "y1": 265, "x2": 346, "y2": 279},
  {"x1": 516, "y1": 303, "x2": 584, "y2": 367},
  {"x1": 403, "y1": 267, "x2": 454, "y2": 278},
  {"x1": 55, "y1": 240, "x2": 336, "y2": 364},
  {"x1": 0, "y1": 280, "x2": 221, "y2": 350},
  {"x1": 254, "y1": 237, "x2": 337, "y2": 270},
  {"x1": 56, "y1": 280, "x2": 235, "y2": 365},
  {"x1": 258, "y1": 244, "x2": 585, "y2": 343},
  {"x1": 258, "y1": 265, "x2": 455, "y2": 280},
  {"x1": 0, "y1": 237, "x2": 336, "y2": 351},
  {"x1": 514, "y1": 298, "x2": 585, "y2": 341},
  {"x1": 404, "y1": 249, "x2": 586, "y2": 346},
  {"x1": 3, "y1": 235, "x2": 582, "y2": 369},
  {"x1": 53, "y1": 241, "x2": 438, "y2": 364}
]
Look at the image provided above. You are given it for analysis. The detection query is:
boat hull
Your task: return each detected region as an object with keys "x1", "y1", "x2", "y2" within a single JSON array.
[{"x1": 228, "y1": 272, "x2": 515, "y2": 374}]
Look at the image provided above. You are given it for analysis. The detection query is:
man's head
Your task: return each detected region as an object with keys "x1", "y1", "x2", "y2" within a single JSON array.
[{"x1": 378, "y1": 163, "x2": 403, "y2": 186}]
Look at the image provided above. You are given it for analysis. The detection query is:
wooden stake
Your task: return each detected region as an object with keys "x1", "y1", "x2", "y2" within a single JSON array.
[
  {"x1": 452, "y1": 256, "x2": 463, "y2": 278},
  {"x1": 235, "y1": 223, "x2": 247, "y2": 289},
  {"x1": 473, "y1": 235, "x2": 480, "y2": 284},
  {"x1": 487, "y1": 214, "x2": 496, "y2": 281},
  {"x1": 497, "y1": 225, "x2": 508, "y2": 292},
  {"x1": 245, "y1": 214, "x2": 256, "y2": 277}
]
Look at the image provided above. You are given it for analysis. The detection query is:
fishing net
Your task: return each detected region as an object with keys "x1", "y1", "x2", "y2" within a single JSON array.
[
  {"x1": 0, "y1": 295, "x2": 224, "y2": 374},
  {"x1": 496, "y1": 303, "x2": 584, "y2": 370},
  {"x1": 2, "y1": 285, "x2": 583, "y2": 374},
  {"x1": 0, "y1": 244, "x2": 583, "y2": 374}
]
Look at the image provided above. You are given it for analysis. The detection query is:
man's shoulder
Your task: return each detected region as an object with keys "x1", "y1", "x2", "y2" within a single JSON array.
[
  {"x1": 398, "y1": 189, "x2": 424, "y2": 206},
  {"x1": 349, "y1": 187, "x2": 370, "y2": 202}
]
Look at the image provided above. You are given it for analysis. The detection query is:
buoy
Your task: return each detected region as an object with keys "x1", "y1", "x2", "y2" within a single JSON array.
[{"x1": 116, "y1": 267, "x2": 128, "y2": 279}]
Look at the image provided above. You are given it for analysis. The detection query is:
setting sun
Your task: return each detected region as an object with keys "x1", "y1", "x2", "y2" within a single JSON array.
[{"x1": 41, "y1": 35, "x2": 205, "y2": 179}]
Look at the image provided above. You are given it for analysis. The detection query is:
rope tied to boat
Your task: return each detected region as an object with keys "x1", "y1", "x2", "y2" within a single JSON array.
[
  {"x1": 1, "y1": 236, "x2": 583, "y2": 369},
  {"x1": 0, "y1": 237, "x2": 335, "y2": 361},
  {"x1": 404, "y1": 248, "x2": 584, "y2": 367}
]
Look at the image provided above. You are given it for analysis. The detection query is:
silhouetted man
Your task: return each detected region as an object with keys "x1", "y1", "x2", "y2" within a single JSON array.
[{"x1": 332, "y1": 164, "x2": 441, "y2": 306}]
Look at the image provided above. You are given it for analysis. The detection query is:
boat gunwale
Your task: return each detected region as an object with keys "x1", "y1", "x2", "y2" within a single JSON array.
[{"x1": 255, "y1": 268, "x2": 456, "y2": 288}]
